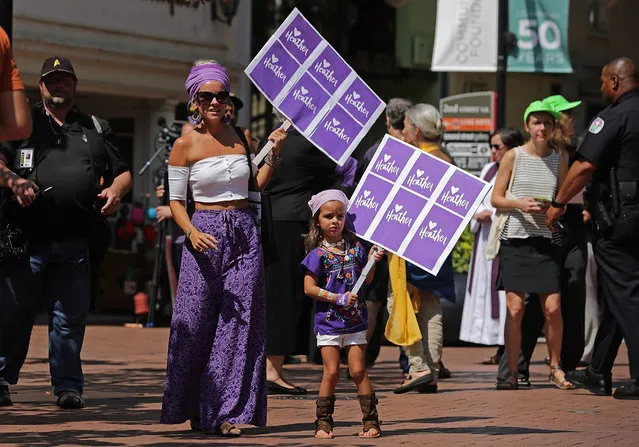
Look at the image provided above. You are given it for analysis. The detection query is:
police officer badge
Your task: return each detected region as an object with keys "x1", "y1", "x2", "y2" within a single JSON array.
[{"x1": 589, "y1": 117, "x2": 605, "y2": 134}]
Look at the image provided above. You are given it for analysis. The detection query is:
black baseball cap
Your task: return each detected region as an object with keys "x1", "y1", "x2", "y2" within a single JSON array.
[{"x1": 40, "y1": 56, "x2": 77, "y2": 81}]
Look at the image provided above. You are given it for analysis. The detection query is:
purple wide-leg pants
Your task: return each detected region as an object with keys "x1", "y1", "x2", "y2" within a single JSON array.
[{"x1": 161, "y1": 209, "x2": 266, "y2": 431}]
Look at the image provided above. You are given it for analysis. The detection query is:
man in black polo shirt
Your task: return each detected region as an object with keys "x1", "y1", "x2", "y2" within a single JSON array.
[
  {"x1": 0, "y1": 56, "x2": 131, "y2": 408},
  {"x1": 547, "y1": 57, "x2": 639, "y2": 399}
]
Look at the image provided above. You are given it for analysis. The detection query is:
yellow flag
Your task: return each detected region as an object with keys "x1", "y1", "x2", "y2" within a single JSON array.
[{"x1": 384, "y1": 253, "x2": 422, "y2": 346}]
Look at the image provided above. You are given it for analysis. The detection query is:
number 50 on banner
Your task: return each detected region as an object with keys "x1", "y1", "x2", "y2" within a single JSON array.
[{"x1": 508, "y1": 0, "x2": 573, "y2": 73}]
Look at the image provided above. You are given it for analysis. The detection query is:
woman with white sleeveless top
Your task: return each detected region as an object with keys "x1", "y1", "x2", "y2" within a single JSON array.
[
  {"x1": 460, "y1": 128, "x2": 525, "y2": 363},
  {"x1": 490, "y1": 101, "x2": 571, "y2": 390}
]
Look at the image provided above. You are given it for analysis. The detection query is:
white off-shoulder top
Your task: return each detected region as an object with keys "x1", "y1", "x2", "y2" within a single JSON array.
[{"x1": 168, "y1": 154, "x2": 250, "y2": 203}]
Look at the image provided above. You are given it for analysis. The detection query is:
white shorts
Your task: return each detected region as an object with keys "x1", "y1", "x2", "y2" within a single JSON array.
[{"x1": 316, "y1": 330, "x2": 367, "y2": 348}]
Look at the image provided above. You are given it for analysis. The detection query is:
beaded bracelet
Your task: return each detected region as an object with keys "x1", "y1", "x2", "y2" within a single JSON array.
[{"x1": 318, "y1": 288, "x2": 335, "y2": 302}]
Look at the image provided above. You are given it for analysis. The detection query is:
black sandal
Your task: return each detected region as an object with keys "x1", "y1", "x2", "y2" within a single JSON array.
[{"x1": 267, "y1": 379, "x2": 308, "y2": 395}]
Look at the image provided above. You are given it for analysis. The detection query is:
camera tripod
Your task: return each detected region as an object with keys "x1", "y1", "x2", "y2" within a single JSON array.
[{"x1": 138, "y1": 118, "x2": 182, "y2": 327}]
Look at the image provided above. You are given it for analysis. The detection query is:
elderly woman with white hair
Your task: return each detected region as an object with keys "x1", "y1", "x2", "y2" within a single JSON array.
[{"x1": 391, "y1": 104, "x2": 457, "y2": 394}]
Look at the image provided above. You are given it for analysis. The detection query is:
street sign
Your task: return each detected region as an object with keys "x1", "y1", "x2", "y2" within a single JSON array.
[{"x1": 439, "y1": 91, "x2": 497, "y2": 176}]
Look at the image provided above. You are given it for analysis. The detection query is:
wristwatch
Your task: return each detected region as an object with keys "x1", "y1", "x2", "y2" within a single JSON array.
[{"x1": 551, "y1": 198, "x2": 567, "y2": 209}]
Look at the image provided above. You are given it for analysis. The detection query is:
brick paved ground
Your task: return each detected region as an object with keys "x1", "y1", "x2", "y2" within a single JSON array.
[{"x1": 0, "y1": 324, "x2": 636, "y2": 446}]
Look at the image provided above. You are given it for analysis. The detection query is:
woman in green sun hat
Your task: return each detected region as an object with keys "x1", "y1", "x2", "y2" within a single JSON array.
[
  {"x1": 499, "y1": 94, "x2": 591, "y2": 388},
  {"x1": 490, "y1": 100, "x2": 572, "y2": 390}
]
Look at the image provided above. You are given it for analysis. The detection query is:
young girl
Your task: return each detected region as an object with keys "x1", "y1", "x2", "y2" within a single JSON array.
[{"x1": 301, "y1": 189, "x2": 384, "y2": 439}]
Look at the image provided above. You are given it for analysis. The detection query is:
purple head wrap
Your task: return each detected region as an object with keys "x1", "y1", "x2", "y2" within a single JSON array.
[
  {"x1": 185, "y1": 62, "x2": 231, "y2": 124},
  {"x1": 308, "y1": 189, "x2": 349, "y2": 216}
]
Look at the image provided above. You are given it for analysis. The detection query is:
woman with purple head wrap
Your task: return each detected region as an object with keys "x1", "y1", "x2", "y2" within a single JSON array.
[
  {"x1": 160, "y1": 59, "x2": 287, "y2": 436},
  {"x1": 184, "y1": 60, "x2": 231, "y2": 125}
]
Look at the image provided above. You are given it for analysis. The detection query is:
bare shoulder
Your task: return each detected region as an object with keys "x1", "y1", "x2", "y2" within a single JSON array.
[
  {"x1": 501, "y1": 149, "x2": 516, "y2": 166},
  {"x1": 168, "y1": 134, "x2": 193, "y2": 166},
  {"x1": 495, "y1": 150, "x2": 515, "y2": 177}
]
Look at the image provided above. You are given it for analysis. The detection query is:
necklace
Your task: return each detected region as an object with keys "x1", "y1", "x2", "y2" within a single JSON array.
[
  {"x1": 321, "y1": 239, "x2": 351, "y2": 279},
  {"x1": 321, "y1": 238, "x2": 345, "y2": 248},
  {"x1": 46, "y1": 113, "x2": 62, "y2": 145}
]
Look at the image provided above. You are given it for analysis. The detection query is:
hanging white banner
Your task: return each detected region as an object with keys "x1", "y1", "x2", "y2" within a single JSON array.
[{"x1": 431, "y1": 0, "x2": 499, "y2": 72}]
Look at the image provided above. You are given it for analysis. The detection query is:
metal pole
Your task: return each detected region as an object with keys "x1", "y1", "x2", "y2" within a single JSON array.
[
  {"x1": 146, "y1": 159, "x2": 170, "y2": 328},
  {"x1": 0, "y1": 0, "x2": 13, "y2": 43},
  {"x1": 438, "y1": 72, "x2": 449, "y2": 102},
  {"x1": 496, "y1": 0, "x2": 508, "y2": 129}
]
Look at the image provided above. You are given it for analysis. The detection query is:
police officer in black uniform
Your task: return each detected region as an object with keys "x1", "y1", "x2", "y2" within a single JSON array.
[
  {"x1": 546, "y1": 57, "x2": 639, "y2": 400},
  {"x1": 0, "y1": 56, "x2": 131, "y2": 408}
]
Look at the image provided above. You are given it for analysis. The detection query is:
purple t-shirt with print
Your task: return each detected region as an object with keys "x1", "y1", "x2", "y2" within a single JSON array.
[{"x1": 301, "y1": 241, "x2": 369, "y2": 336}]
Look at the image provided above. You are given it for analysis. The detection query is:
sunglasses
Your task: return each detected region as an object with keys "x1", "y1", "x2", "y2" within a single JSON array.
[
  {"x1": 196, "y1": 90, "x2": 230, "y2": 104},
  {"x1": 491, "y1": 144, "x2": 506, "y2": 150}
]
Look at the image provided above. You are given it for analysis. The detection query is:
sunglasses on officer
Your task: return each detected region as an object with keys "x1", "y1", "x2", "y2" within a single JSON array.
[{"x1": 196, "y1": 90, "x2": 230, "y2": 104}]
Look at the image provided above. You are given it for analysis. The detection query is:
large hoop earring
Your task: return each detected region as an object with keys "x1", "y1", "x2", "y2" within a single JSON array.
[{"x1": 187, "y1": 100, "x2": 201, "y2": 122}]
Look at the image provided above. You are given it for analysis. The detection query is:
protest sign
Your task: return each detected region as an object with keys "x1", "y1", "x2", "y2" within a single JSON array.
[
  {"x1": 348, "y1": 135, "x2": 491, "y2": 275},
  {"x1": 245, "y1": 8, "x2": 385, "y2": 166}
]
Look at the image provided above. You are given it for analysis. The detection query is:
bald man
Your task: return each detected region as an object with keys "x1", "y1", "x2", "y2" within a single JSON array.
[{"x1": 547, "y1": 57, "x2": 639, "y2": 399}]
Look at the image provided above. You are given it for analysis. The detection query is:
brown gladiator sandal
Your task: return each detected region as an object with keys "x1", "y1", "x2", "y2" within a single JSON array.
[
  {"x1": 358, "y1": 393, "x2": 382, "y2": 438},
  {"x1": 314, "y1": 396, "x2": 335, "y2": 439}
]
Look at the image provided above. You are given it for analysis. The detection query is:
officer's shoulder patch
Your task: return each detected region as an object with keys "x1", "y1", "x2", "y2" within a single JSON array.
[{"x1": 589, "y1": 117, "x2": 605, "y2": 134}]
